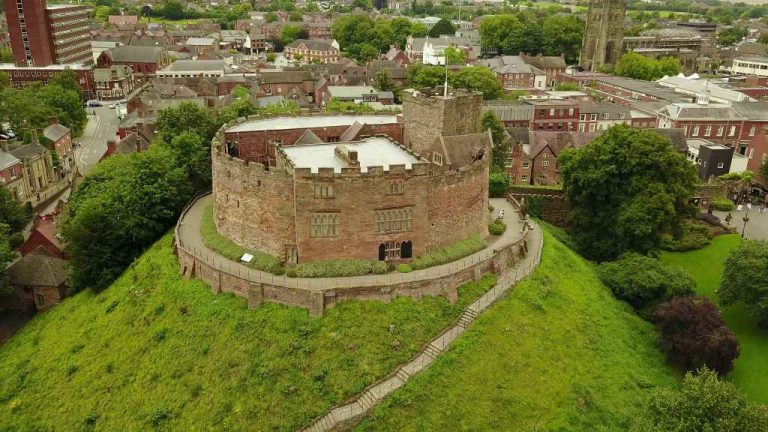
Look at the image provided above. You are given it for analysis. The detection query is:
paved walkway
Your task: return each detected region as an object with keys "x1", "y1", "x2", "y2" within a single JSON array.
[
  {"x1": 176, "y1": 194, "x2": 528, "y2": 291},
  {"x1": 714, "y1": 207, "x2": 768, "y2": 240},
  {"x1": 301, "y1": 221, "x2": 544, "y2": 432}
]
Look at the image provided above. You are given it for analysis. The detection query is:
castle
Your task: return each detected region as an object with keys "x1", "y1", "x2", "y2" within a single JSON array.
[
  {"x1": 211, "y1": 88, "x2": 492, "y2": 265},
  {"x1": 579, "y1": 0, "x2": 627, "y2": 71}
]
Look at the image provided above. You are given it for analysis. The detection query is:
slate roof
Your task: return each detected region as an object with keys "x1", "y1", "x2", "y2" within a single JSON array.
[
  {"x1": 731, "y1": 102, "x2": 768, "y2": 121},
  {"x1": 328, "y1": 86, "x2": 377, "y2": 98},
  {"x1": 658, "y1": 103, "x2": 743, "y2": 121},
  {"x1": 479, "y1": 56, "x2": 544, "y2": 75},
  {"x1": 255, "y1": 95, "x2": 286, "y2": 108},
  {"x1": 10, "y1": 143, "x2": 48, "y2": 160},
  {"x1": 651, "y1": 128, "x2": 688, "y2": 152},
  {"x1": 440, "y1": 131, "x2": 492, "y2": 168},
  {"x1": 107, "y1": 46, "x2": 165, "y2": 63},
  {"x1": 285, "y1": 39, "x2": 337, "y2": 51},
  {"x1": 259, "y1": 71, "x2": 313, "y2": 83},
  {"x1": 7, "y1": 246, "x2": 67, "y2": 287},
  {"x1": 577, "y1": 101, "x2": 631, "y2": 120},
  {"x1": 293, "y1": 129, "x2": 324, "y2": 145},
  {"x1": 93, "y1": 65, "x2": 133, "y2": 82},
  {"x1": 166, "y1": 60, "x2": 232, "y2": 72},
  {"x1": 0, "y1": 151, "x2": 21, "y2": 171},
  {"x1": 521, "y1": 54, "x2": 567, "y2": 70},
  {"x1": 185, "y1": 37, "x2": 216, "y2": 46},
  {"x1": 483, "y1": 101, "x2": 534, "y2": 121},
  {"x1": 339, "y1": 122, "x2": 364, "y2": 143},
  {"x1": 528, "y1": 131, "x2": 599, "y2": 157},
  {"x1": 43, "y1": 124, "x2": 70, "y2": 142}
]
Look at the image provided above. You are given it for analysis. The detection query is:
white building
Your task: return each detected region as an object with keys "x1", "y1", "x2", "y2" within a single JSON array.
[{"x1": 732, "y1": 56, "x2": 768, "y2": 77}]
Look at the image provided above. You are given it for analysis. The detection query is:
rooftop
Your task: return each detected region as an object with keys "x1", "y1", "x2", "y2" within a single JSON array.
[
  {"x1": 281, "y1": 137, "x2": 419, "y2": 173},
  {"x1": 227, "y1": 115, "x2": 399, "y2": 133},
  {"x1": 0, "y1": 151, "x2": 21, "y2": 171}
]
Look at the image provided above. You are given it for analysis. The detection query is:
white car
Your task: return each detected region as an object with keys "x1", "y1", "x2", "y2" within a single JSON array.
[{"x1": 108, "y1": 103, "x2": 117, "y2": 109}]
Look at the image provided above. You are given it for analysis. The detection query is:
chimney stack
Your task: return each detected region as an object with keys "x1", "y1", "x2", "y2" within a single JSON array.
[{"x1": 49, "y1": 116, "x2": 58, "y2": 125}]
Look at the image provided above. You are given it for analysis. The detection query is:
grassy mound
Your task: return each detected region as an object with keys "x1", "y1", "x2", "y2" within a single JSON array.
[
  {"x1": 0, "y1": 233, "x2": 497, "y2": 431},
  {"x1": 660, "y1": 235, "x2": 768, "y2": 403},
  {"x1": 358, "y1": 229, "x2": 677, "y2": 431}
]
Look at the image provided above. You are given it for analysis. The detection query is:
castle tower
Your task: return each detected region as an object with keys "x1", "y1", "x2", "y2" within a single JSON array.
[
  {"x1": 401, "y1": 88, "x2": 483, "y2": 160},
  {"x1": 579, "y1": 0, "x2": 627, "y2": 72}
]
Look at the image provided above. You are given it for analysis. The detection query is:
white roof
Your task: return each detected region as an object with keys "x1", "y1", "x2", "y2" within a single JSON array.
[
  {"x1": 227, "y1": 115, "x2": 399, "y2": 132},
  {"x1": 281, "y1": 137, "x2": 418, "y2": 173},
  {"x1": 0, "y1": 151, "x2": 21, "y2": 171}
]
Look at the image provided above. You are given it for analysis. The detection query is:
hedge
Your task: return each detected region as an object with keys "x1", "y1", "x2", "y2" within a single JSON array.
[
  {"x1": 488, "y1": 220, "x2": 506, "y2": 236},
  {"x1": 293, "y1": 259, "x2": 389, "y2": 278},
  {"x1": 411, "y1": 235, "x2": 486, "y2": 270},
  {"x1": 711, "y1": 197, "x2": 735, "y2": 212},
  {"x1": 397, "y1": 263, "x2": 413, "y2": 273}
]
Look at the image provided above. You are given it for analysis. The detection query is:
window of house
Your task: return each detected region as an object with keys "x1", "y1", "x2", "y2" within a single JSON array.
[
  {"x1": 602, "y1": 112, "x2": 610, "y2": 120},
  {"x1": 521, "y1": 175, "x2": 528, "y2": 181},
  {"x1": 717, "y1": 162, "x2": 724, "y2": 169},
  {"x1": 692, "y1": 125, "x2": 700, "y2": 136},
  {"x1": 590, "y1": 114, "x2": 597, "y2": 121},
  {"x1": 542, "y1": 160, "x2": 550, "y2": 167},
  {"x1": 549, "y1": 108, "x2": 555, "y2": 116},
  {"x1": 557, "y1": 122, "x2": 563, "y2": 130},
  {"x1": 375, "y1": 208, "x2": 413, "y2": 233},
  {"x1": 505, "y1": 157, "x2": 514, "y2": 167},
  {"x1": 34, "y1": 293, "x2": 44, "y2": 306},
  {"x1": 717, "y1": 126, "x2": 724, "y2": 137},
  {"x1": 539, "y1": 109, "x2": 546, "y2": 117},
  {"x1": 432, "y1": 153, "x2": 443, "y2": 165},
  {"x1": 522, "y1": 162, "x2": 529, "y2": 169},
  {"x1": 310, "y1": 213, "x2": 340, "y2": 238},
  {"x1": 705, "y1": 126, "x2": 712, "y2": 136},
  {"x1": 750, "y1": 126, "x2": 757, "y2": 137},
  {"x1": 568, "y1": 108, "x2": 574, "y2": 116},
  {"x1": 579, "y1": 114, "x2": 587, "y2": 121},
  {"x1": 578, "y1": 123, "x2": 586, "y2": 132},
  {"x1": 588, "y1": 123, "x2": 596, "y2": 132},
  {"x1": 728, "y1": 125, "x2": 736, "y2": 137},
  {"x1": 385, "y1": 180, "x2": 405, "y2": 195},
  {"x1": 313, "y1": 182, "x2": 334, "y2": 198}
]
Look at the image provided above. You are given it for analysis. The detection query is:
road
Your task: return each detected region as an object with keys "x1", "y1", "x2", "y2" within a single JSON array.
[
  {"x1": 715, "y1": 206, "x2": 768, "y2": 240},
  {"x1": 75, "y1": 105, "x2": 120, "y2": 175}
]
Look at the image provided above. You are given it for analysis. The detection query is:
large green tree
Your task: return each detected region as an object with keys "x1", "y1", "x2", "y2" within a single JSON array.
[
  {"x1": 631, "y1": 368, "x2": 768, "y2": 432},
  {"x1": 154, "y1": 102, "x2": 218, "y2": 146},
  {"x1": 719, "y1": 240, "x2": 768, "y2": 327},
  {"x1": 281, "y1": 25, "x2": 307, "y2": 45},
  {"x1": 0, "y1": 223, "x2": 15, "y2": 296},
  {"x1": 480, "y1": 110, "x2": 509, "y2": 173},
  {"x1": 451, "y1": 66, "x2": 502, "y2": 100},
  {"x1": 428, "y1": 18, "x2": 456, "y2": 38},
  {"x1": 614, "y1": 52, "x2": 682, "y2": 81},
  {"x1": 62, "y1": 147, "x2": 193, "y2": 292},
  {"x1": 0, "y1": 187, "x2": 32, "y2": 233},
  {"x1": 541, "y1": 15, "x2": 583, "y2": 63},
  {"x1": 559, "y1": 126, "x2": 698, "y2": 261}
]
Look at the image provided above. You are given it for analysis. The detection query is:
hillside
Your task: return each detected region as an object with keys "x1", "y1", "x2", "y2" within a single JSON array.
[
  {"x1": 358, "y1": 229, "x2": 677, "y2": 431},
  {"x1": 0, "y1": 233, "x2": 496, "y2": 431},
  {"x1": 660, "y1": 235, "x2": 768, "y2": 403}
]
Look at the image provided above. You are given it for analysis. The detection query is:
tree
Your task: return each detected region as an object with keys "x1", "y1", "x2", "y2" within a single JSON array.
[
  {"x1": 480, "y1": 14, "x2": 521, "y2": 54},
  {"x1": 355, "y1": 43, "x2": 380, "y2": 65},
  {"x1": 0, "y1": 223, "x2": 15, "y2": 296},
  {"x1": 352, "y1": 0, "x2": 373, "y2": 10},
  {"x1": 653, "y1": 296, "x2": 740, "y2": 375},
  {"x1": 93, "y1": 5, "x2": 111, "y2": 22},
  {"x1": 443, "y1": 46, "x2": 466, "y2": 65},
  {"x1": 331, "y1": 15, "x2": 375, "y2": 50},
  {"x1": 481, "y1": 111, "x2": 510, "y2": 173},
  {"x1": 374, "y1": 69, "x2": 394, "y2": 92},
  {"x1": 288, "y1": 10, "x2": 303, "y2": 21},
  {"x1": 155, "y1": 102, "x2": 218, "y2": 146},
  {"x1": 158, "y1": 132, "x2": 211, "y2": 191},
  {"x1": 718, "y1": 27, "x2": 747, "y2": 46},
  {"x1": 63, "y1": 147, "x2": 193, "y2": 292},
  {"x1": 597, "y1": 253, "x2": 696, "y2": 310},
  {"x1": 0, "y1": 187, "x2": 32, "y2": 233},
  {"x1": 293, "y1": 53, "x2": 304, "y2": 62},
  {"x1": 281, "y1": 25, "x2": 307, "y2": 45},
  {"x1": 429, "y1": 18, "x2": 456, "y2": 38},
  {"x1": 266, "y1": 52, "x2": 276, "y2": 62},
  {"x1": 49, "y1": 69, "x2": 82, "y2": 96},
  {"x1": 0, "y1": 47, "x2": 13, "y2": 63},
  {"x1": 559, "y1": 126, "x2": 699, "y2": 261},
  {"x1": 0, "y1": 71, "x2": 8, "y2": 93},
  {"x1": 759, "y1": 33, "x2": 768, "y2": 45},
  {"x1": 631, "y1": 368, "x2": 768, "y2": 432},
  {"x1": 451, "y1": 66, "x2": 502, "y2": 100},
  {"x1": 161, "y1": 0, "x2": 184, "y2": 20},
  {"x1": 489, "y1": 172, "x2": 510, "y2": 198},
  {"x1": 406, "y1": 63, "x2": 446, "y2": 89},
  {"x1": 719, "y1": 240, "x2": 768, "y2": 327},
  {"x1": 541, "y1": 15, "x2": 583, "y2": 63},
  {"x1": 265, "y1": 12, "x2": 279, "y2": 23}
]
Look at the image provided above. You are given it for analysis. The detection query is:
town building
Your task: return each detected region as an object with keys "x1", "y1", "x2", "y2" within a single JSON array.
[
  {"x1": 18, "y1": 217, "x2": 65, "y2": 258},
  {"x1": 732, "y1": 56, "x2": 768, "y2": 78},
  {"x1": 42, "y1": 117, "x2": 74, "y2": 176},
  {"x1": 96, "y1": 46, "x2": 169, "y2": 80},
  {"x1": 527, "y1": 100, "x2": 580, "y2": 131},
  {"x1": 156, "y1": 59, "x2": 233, "y2": 78},
  {"x1": 685, "y1": 139, "x2": 735, "y2": 180},
  {"x1": 212, "y1": 88, "x2": 491, "y2": 264},
  {"x1": 3, "y1": 0, "x2": 92, "y2": 67},
  {"x1": 284, "y1": 39, "x2": 340, "y2": 64},
  {"x1": 579, "y1": 0, "x2": 627, "y2": 71},
  {"x1": 478, "y1": 56, "x2": 547, "y2": 90},
  {"x1": 108, "y1": 15, "x2": 138, "y2": 27},
  {"x1": 7, "y1": 142, "x2": 56, "y2": 204},
  {"x1": 0, "y1": 63, "x2": 95, "y2": 98},
  {"x1": 519, "y1": 53, "x2": 567, "y2": 87},
  {"x1": 184, "y1": 37, "x2": 217, "y2": 57},
  {"x1": 94, "y1": 65, "x2": 136, "y2": 100},
  {"x1": 405, "y1": 34, "x2": 479, "y2": 64},
  {"x1": 657, "y1": 102, "x2": 744, "y2": 146},
  {"x1": 317, "y1": 85, "x2": 394, "y2": 107},
  {"x1": 622, "y1": 28, "x2": 704, "y2": 70},
  {"x1": 0, "y1": 151, "x2": 25, "y2": 200},
  {"x1": 577, "y1": 101, "x2": 631, "y2": 132},
  {"x1": 7, "y1": 246, "x2": 67, "y2": 311}
]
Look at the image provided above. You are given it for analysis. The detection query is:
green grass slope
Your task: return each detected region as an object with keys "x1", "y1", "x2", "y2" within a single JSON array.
[
  {"x1": 0, "y1": 233, "x2": 497, "y2": 431},
  {"x1": 358, "y1": 229, "x2": 677, "y2": 431},
  {"x1": 660, "y1": 235, "x2": 768, "y2": 403}
]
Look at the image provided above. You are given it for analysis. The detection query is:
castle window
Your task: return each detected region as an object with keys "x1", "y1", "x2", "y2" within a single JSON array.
[
  {"x1": 313, "y1": 182, "x2": 334, "y2": 198},
  {"x1": 385, "y1": 180, "x2": 405, "y2": 195},
  {"x1": 310, "y1": 213, "x2": 340, "y2": 238},
  {"x1": 384, "y1": 241, "x2": 401, "y2": 259},
  {"x1": 376, "y1": 208, "x2": 413, "y2": 233}
]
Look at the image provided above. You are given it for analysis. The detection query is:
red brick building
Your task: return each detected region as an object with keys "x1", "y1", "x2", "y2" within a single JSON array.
[
  {"x1": 4, "y1": 0, "x2": 91, "y2": 67},
  {"x1": 0, "y1": 63, "x2": 95, "y2": 98},
  {"x1": 96, "y1": 46, "x2": 169, "y2": 79},
  {"x1": 528, "y1": 100, "x2": 579, "y2": 131},
  {"x1": 8, "y1": 246, "x2": 67, "y2": 311}
]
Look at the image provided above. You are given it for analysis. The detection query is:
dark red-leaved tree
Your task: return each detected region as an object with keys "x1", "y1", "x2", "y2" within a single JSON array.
[{"x1": 653, "y1": 295, "x2": 740, "y2": 376}]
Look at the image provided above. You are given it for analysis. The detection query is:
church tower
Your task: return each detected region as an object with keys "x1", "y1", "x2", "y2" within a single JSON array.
[{"x1": 579, "y1": 0, "x2": 627, "y2": 71}]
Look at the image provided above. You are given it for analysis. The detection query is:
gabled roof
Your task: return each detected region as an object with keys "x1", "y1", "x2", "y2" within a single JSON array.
[
  {"x1": 328, "y1": 85, "x2": 376, "y2": 98},
  {"x1": 521, "y1": 54, "x2": 567, "y2": 70},
  {"x1": 293, "y1": 129, "x2": 324, "y2": 145},
  {"x1": 658, "y1": 103, "x2": 743, "y2": 121},
  {"x1": 0, "y1": 151, "x2": 22, "y2": 171},
  {"x1": 339, "y1": 121, "x2": 364, "y2": 143},
  {"x1": 439, "y1": 131, "x2": 492, "y2": 168},
  {"x1": 43, "y1": 124, "x2": 70, "y2": 142},
  {"x1": 577, "y1": 101, "x2": 631, "y2": 119},
  {"x1": 107, "y1": 46, "x2": 165, "y2": 63},
  {"x1": 528, "y1": 131, "x2": 599, "y2": 158},
  {"x1": 185, "y1": 37, "x2": 216, "y2": 46},
  {"x1": 7, "y1": 246, "x2": 67, "y2": 287},
  {"x1": 259, "y1": 70, "x2": 314, "y2": 83},
  {"x1": 651, "y1": 128, "x2": 688, "y2": 153},
  {"x1": 10, "y1": 143, "x2": 48, "y2": 160},
  {"x1": 285, "y1": 39, "x2": 337, "y2": 51},
  {"x1": 731, "y1": 102, "x2": 768, "y2": 121},
  {"x1": 483, "y1": 101, "x2": 534, "y2": 122}
]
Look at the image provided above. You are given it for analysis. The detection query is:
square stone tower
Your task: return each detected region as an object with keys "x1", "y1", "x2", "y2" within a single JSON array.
[
  {"x1": 579, "y1": 0, "x2": 627, "y2": 71},
  {"x1": 401, "y1": 87, "x2": 483, "y2": 159}
]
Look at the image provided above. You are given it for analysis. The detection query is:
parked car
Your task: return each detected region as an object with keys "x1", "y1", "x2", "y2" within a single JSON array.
[
  {"x1": 108, "y1": 103, "x2": 117, "y2": 109},
  {"x1": 0, "y1": 133, "x2": 9, "y2": 140},
  {"x1": 86, "y1": 100, "x2": 102, "y2": 108}
]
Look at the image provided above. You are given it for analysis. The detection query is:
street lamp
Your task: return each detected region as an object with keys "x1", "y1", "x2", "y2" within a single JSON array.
[{"x1": 742, "y1": 204, "x2": 751, "y2": 238}]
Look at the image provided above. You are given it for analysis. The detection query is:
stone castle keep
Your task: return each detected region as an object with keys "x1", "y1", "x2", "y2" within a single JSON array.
[{"x1": 211, "y1": 88, "x2": 492, "y2": 264}]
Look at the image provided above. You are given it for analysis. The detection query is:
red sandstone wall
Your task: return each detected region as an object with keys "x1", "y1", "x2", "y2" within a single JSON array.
[{"x1": 212, "y1": 150, "x2": 297, "y2": 260}]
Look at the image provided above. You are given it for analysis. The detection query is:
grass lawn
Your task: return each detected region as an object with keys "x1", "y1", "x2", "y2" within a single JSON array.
[
  {"x1": 0, "y1": 233, "x2": 497, "y2": 431},
  {"x1": 660, "y1": 234, "x2": 768, "y2": 404},
  {"x1": 358, "y1": 229, "x2": 677, "y2": 431}
]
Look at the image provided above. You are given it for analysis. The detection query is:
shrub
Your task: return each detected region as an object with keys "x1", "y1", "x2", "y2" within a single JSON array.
[
  {"x1": 396, "y1": 263, "x2": 412, "y2": 273},
  {"x1": 488, "y1": 220, "x2": 506, "y2": 236},
  {"x1": 286, "y1": 269, "x2": 297, "y2": 278},
  {"x1": 411, "y1": 235, "x2": 486, "y2": 270},
  {"x1": 698, "y1": 212, "x2": 721, "y2": 226},
  {"x1": 8, "y1": 232, "x2": 23, "y2": 250},
  {"x1": 489, "y1": 173, "x2": 510, "y2": 198},
  {"x1": 631, "y1": 368, "x2": 768, "y2": 432},
  {"x1": 597, "y1": 253, "x2": 696, "y2": 311},
  {"x1": 711, "y1": 197, "x2": 735, "y2": 212},
  {"x1": 294, "y1": 259, "x2": 387, "y2": 278},
  {"x1": 659, "y1": 221, "x2": 712, "y2": 252},
  {"x1": 720, "y1": 240, "x2": 768, "y2": 327},
  {"x1": 653, "y1": 296, "x2": 740, "y2": 375}
]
